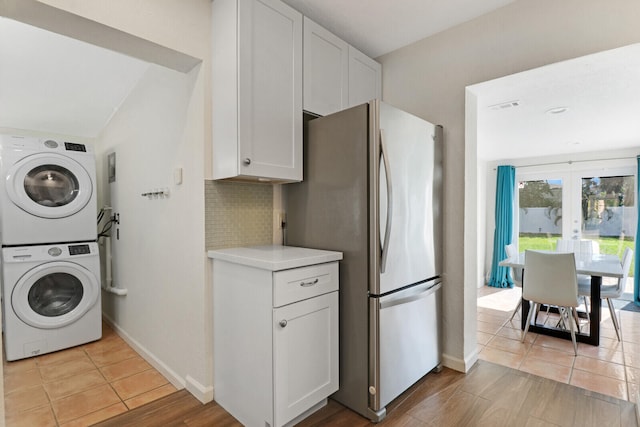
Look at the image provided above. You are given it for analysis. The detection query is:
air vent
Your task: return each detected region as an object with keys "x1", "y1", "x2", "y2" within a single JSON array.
[{"x1": 489, "y1": 100, "x2": 520, "y2": 110}]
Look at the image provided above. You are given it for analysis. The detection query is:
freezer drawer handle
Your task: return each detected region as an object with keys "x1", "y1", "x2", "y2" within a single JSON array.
[
  {"x1": 379, "y1": 282, "x2": 442, "y2": 310},
  {"x1": 379, "y1": 129, "x2": 393, "y2": 274},
  {"x1": 299, "y1": 278, "x2": 319, "y2": 287},
  {"x1": 279, "y1": 320, "x2": 288, "y2": 328}
]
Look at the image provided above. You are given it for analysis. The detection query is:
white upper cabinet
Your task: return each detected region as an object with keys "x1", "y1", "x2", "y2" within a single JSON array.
[
  {"x1": 303, "y1": 17, "x2": 348, "y2": 117},
  {"x1": 302, "y1": 17, "x2": 381, "y2": 117},
  {"x1": 211, "y1": 0, "x2": 302, "y2": 183},
  {"x1": 348, "y1": 45, "x2": 382, "y2": 108}
]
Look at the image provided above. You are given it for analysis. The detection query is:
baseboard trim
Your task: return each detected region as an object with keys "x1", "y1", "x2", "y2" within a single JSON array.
[
  {"x1": 635, "y1": 387, "x2": 640, "y2": 426},
  {"x1": 102, "y1": 314, "x2": 185, "y2": 391},
  {"x1": 442, "y1": 349, "x2": 478, "y2": 373},
  {"x1": 185, "y1": 375, "x2": 214, "y2": 404}
]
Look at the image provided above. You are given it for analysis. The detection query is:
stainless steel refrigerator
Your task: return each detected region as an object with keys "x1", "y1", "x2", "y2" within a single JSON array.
[{"x1": 285, "y1": 100, "x2": 443, "y2": 422}]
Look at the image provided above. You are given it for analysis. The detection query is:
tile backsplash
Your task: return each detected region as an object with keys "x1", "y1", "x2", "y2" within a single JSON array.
[{"x1": 205, "y1": 180, "x2": 273, "y2": 249}]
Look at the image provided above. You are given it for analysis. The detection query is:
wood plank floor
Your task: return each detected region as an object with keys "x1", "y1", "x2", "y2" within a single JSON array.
[{"x1": 93, "y1": 360, "x2": 638, "y2": 427}]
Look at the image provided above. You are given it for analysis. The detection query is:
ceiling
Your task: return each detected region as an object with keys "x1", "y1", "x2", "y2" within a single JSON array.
[
  {"x1": 282, "y1": 0, "x2": 517, "y2": 58},
  {"x1": 470, "y1": 43, "x2": 640, "y2": 161}
]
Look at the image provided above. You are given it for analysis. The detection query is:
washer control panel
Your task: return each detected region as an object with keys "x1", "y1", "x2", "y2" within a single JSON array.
[
  {"x1": 69, "y1": 244, "x2": 91, "y2": 256},
  {"x1": 64, "y1": 142, "x2": 87, "y2": 152}
]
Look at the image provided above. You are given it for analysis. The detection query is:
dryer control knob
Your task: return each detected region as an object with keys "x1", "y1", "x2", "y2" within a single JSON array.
[
  {"x1": 48, "y1": 247, "x2": 62, "y2": 257},
  {"x1": 44, "y1": 139, "x2": 59, "y2": 149}
]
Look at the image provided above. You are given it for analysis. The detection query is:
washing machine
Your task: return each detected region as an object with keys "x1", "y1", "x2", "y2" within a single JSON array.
[
  {"x1": 0, "y1": 134, "x2": 97, "y2": 246},
  {"x1": 1, "y1": 242, "x2": 102, "y2": 361}
]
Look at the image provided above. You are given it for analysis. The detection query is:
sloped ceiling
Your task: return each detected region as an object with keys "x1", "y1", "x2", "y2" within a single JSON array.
[{"x1": 0, "y1": 17, "x2": 149, "y2": 138}]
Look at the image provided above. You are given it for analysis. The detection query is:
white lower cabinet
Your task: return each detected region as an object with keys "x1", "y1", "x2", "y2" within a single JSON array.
[
  {"x1": 274, "y1": 292, "x2": 338, "y2": 425},
  {"x1": 209, "y1": 246, "x2": 341, "y2": 427}
]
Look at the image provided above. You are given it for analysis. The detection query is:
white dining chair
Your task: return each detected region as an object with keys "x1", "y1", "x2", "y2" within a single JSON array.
[
  {"x1": 555, "y1": 239, "x2": 572, "y2": 253},
  {"x1": 578, "y1": 247, "x2": 633, "y2": 341},
  {"x1": 556, "y1": 238, "x2": 594, "y2": 257},
  {"x1": 522, "y1": 250, "x2": 580, "y2": 355},
  {"x1": 556, "y1": 239, "x2": 593, "y2": 313},
  {"x1": 505, "y1": 243, "x2": 523, "y2": 321}
]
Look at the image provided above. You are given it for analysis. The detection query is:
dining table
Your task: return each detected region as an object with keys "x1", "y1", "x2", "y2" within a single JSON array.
[{"x1": 499, "y1": 250, "x2": 624, "y2": 346}]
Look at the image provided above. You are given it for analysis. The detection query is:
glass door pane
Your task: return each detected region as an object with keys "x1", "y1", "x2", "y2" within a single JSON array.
[
  {"x1": 518, "y1": 179, "x2": 563, "y2": 251},
  {"x1": 580, "y1": 175, "x2": 635, "y2": 279}
]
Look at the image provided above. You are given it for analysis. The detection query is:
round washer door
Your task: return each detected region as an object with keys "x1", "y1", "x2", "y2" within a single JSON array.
[
  {"x1": 11, "y1": 261, "x2": 100, "y2": 329},
  {"x1": 6, "y1": 153, "x2": 93, "y2": 219}
]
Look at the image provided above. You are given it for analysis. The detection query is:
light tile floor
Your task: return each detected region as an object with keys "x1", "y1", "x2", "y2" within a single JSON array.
[
  {"x1": 477, "y1": 284, "x2": 640, "y2": 404},
  {"x1": 3, "y1": 321, "x2": 177, "y2": 427}
]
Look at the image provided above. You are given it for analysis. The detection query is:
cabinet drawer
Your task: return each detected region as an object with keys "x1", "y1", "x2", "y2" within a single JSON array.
[{"x1": 273, "y1": 262, "x2": 338, "y2": 307}]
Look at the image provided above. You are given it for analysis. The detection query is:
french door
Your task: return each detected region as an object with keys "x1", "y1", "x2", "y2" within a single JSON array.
[{"x1": 516, "y1": 162, "x2": 636, "y2": 264}]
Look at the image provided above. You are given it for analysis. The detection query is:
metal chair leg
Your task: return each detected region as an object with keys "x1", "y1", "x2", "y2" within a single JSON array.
[
  {"x1": 510, "y1": 299, "x2": 522, "y2": 321},
  {"x1": 606, "y1": 298, "x2": 621, "y2": 341},
  {"x1": 522, "y1": 302, "x2": 536, "y2": 343},
  {"x1": 568, "y1": 307, "x2": 578, "y2": 356},
  {"x1": 572, "y1": 306, "x2": 581, "y2": 332},
  {"x1": 583, "y1": 296, "x2": 591, "y2": 324}
]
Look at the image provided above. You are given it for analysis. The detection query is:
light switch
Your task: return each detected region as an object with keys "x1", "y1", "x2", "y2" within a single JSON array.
[{"x1": 174, "y1": 168, "x2": 183, "y2": 185}]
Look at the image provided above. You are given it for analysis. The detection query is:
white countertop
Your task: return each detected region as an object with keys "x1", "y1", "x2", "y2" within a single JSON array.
[{"x1": 208, "y1": 245, "x2": 343, "y2": 271}]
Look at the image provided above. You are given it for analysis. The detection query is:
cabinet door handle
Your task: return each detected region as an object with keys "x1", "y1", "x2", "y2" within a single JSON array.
[
  {"x1": 299, "y1": 278, "x2": 319, "y2": 287},
  {"x1": 279, "y1": 320, "x2": 288, "y2": 328},
  {"x1": 243, "y1": 158, "x2": 251, "y2": 166}
]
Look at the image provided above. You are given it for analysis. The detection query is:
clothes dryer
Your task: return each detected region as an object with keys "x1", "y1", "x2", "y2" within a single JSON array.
[
  {"x1": 0, "y1": 134, "x2": 97, "y2": 245},
  {"x1": 1, "y1": 242, "x2": 102, "y2": 361}
]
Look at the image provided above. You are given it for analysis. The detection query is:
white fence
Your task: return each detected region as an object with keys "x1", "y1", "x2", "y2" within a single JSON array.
[{"x1": 519, "y1": 207, "x2": 636, "y2": 237}]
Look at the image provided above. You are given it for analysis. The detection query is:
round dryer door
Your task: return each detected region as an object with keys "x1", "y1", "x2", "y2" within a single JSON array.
[
  {"x1": 11, "y1": 261, "x2": 100, "y2": 329},
  {"x1": 6, "y1": 153, "x2": 93, "y2": 218}
]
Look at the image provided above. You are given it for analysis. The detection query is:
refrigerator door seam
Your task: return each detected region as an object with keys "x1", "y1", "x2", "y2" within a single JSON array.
[{"x1": 368, "y1": 100, "x2": 381, "y2": 415}]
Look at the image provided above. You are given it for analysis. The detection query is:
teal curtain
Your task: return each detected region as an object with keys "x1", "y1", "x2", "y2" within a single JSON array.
[
  {"x1": 488, "y1": 165, "x2": 516, "y2": 288},
  {"x1": 635, "y1": 156, "x2": 640, "y2": 305}
]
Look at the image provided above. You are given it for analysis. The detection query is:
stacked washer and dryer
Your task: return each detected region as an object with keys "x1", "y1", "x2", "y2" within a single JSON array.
[{"x1": 0, "y1": 134, "x2": 102, "y2": 361}]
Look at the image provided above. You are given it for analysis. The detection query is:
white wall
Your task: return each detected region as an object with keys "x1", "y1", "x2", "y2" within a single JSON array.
[
  {"x1": 97, "y1": 63, "x2": 208, "y2": 396},
  {"x1": 18, "y1": 0, "x2": 214, "y2": 401},
  {"x1": 378, "y1": 0, "x2": 640, "y2": 372}
]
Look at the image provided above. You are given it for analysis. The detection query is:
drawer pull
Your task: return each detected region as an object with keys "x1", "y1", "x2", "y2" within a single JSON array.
[
  {"x1": 279, "y1": 320, "x2": 288, "y2": 328},
  {"x1": 300, "y1": 278, "x2": 319, "y2": 287}
]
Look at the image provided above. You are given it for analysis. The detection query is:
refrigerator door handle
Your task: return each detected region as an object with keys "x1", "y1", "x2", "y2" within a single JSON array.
[{"x1": 379, "y1": 129, "x2": 393, "y2": 274}]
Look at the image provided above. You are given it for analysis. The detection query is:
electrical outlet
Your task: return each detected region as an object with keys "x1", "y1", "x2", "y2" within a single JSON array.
[{"x1": 278, "y1": 211, "x2": 286, "y2": 229}]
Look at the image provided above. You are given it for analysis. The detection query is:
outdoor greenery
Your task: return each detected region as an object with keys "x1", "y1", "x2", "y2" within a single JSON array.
[
  {"x1": 516, "y1": 176, "x2": 636, "y2": 276},
  {"x1": 519, "y1": 181, "x2": 562, "y2": 209},
  {"x1": 519, "y1": 181, "x2": 562, "y2": 226},
  {"x1": 518, "y1": 235, "x2": 635, "y2": 276}
]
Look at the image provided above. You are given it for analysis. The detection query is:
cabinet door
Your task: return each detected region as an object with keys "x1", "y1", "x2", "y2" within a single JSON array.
[
  {"x1": 238, "y1": 0, "x2": 302, "y2": 181},
  {"x1": 303, "y1": 17, "x2": 348, "y2": 117},
  {"x1": 273, "y1": 292, "x2": 338, "y2": 426},
  {"x1": 348, "y1": 45, "x2": 382, "y2": 107}
]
